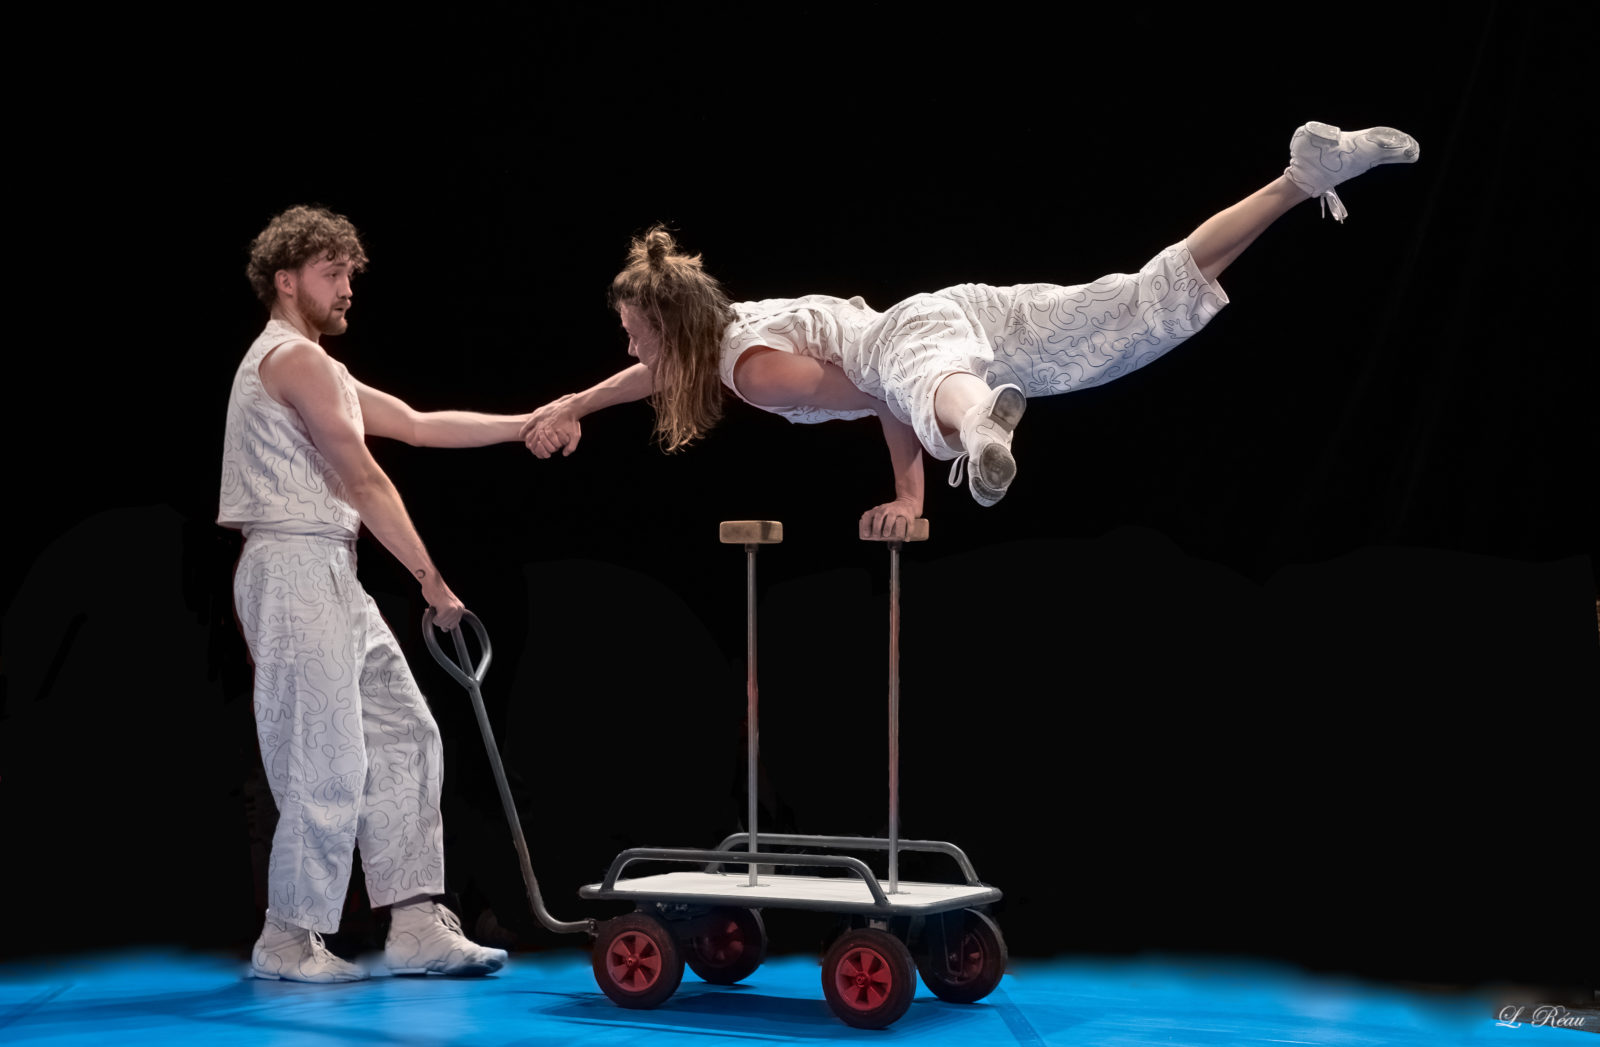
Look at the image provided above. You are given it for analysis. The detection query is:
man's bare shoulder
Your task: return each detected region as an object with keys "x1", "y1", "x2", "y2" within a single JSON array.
[
  {"x1": 262, "y1": 337, "x2": 330, "y2": 372},
  {"x1": 260, "y1": 337, "x2": 339, "y2": 406}
]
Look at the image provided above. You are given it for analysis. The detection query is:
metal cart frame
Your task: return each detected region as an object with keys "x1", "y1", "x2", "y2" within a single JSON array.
[{"x1": 426, "y1": 519, "x2": 1005, "y2": 1029}]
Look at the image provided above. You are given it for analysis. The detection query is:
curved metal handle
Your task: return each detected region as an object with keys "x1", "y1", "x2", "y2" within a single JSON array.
[
  {"x1": 422, "y1": 608, "x2": 492, "y2": 687},
  {"x1": 418, "y1": 607, "x2": 592, "y2": 938}
]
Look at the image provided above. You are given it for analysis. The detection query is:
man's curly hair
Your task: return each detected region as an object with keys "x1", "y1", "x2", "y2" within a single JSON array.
[{"x1": 246, "y1": 205, "x2": 369, "y2": 304}]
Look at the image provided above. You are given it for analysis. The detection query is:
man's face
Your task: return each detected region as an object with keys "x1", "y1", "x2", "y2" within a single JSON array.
[
  {"x1": 619, "y1": 301, "x2": 662, "y2": 370},
  {"x1": 283, "y1": 254, "x2": 354, "y2": 335}
]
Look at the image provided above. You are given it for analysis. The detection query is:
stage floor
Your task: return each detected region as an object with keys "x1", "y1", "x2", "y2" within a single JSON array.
[{"x1": 0, "y1": 947, "x2": 1578, "y2": 1045}]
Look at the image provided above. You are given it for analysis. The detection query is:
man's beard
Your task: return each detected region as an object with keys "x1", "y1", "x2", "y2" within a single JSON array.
[{"x1": 310, "y1": 298, "x2": 349, "y2": 335}]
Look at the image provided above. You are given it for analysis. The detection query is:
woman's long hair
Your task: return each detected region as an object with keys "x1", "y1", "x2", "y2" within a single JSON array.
[{"x1": 609, "y1": 225, "x2": 734, "y2": 452}]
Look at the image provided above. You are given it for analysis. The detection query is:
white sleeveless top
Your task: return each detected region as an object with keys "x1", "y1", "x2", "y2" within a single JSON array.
[
  {"x1": 217, "y1": 319, "x2": 362, "y2": 537},
  {"x1": 718, "y1": 295, "x2": 883, "y2": 424}
]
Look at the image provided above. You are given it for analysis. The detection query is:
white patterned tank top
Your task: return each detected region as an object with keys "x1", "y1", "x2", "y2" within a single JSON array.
[{"x1": 217, "y1": 318, "x2": 363, "y2": 538}]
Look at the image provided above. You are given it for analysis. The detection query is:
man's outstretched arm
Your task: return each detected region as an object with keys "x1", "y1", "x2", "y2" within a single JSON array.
[
  {"x1": 354, "y1": 380, "x2": 533, "y2": 448},
  {"x1": 261, "y1": 341, "x2": 467, "y2": 628}
]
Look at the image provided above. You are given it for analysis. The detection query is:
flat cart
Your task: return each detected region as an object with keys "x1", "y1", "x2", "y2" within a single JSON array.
[
  {"x1": 425, "y1": 519, "x2": 1005, "y2": 1029},
  {"x1": 577, "y1": 520, "x2": 1007, "y2": 1029}
]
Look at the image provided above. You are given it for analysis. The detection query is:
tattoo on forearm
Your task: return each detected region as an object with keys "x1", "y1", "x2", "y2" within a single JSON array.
[{"x1": 415, "y1": 569, "x2": 427, "y2": 581}]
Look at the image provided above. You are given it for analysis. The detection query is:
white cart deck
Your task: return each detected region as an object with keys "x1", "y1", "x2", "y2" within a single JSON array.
[{"x1": 580, "y1": 870, "x2": 1002, "y2": 915}]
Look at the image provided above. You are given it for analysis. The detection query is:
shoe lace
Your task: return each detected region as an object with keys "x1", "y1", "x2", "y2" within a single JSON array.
[
  {"x1": 1319, "y1": 188, "x2": 1349, "y2": 223},
  {"x1": 947, "y1": 454, "x2": 968, "y2": 488},
  {"x1": 434, "y1": 904, "x2": 465, "y2": 936},
  {"x1": 307, "y1": 930, "x2": 334, "y2": 960}
]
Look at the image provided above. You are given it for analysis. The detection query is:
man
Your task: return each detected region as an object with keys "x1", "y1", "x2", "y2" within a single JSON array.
[{"x1": 219, "y1": 204, "x2": 527, "y2": 982}]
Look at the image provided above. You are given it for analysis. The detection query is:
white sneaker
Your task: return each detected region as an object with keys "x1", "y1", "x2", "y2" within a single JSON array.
[
  {"x1": 251, "y1": 911, "x2": 368, "y2": 983},
  {"x1": 948, "y1": 383, "x2": 1026, "y2": 507},
  {"x1": 386, "y1": 900, "x2": 508, "y2": 976},
  {"x1": 1284, "y1": 121, "x2": 1420, "y2": 221}
]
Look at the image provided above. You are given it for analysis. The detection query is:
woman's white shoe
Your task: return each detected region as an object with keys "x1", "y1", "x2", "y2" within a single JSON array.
[
  {"x1": 949, "y1": 384, "x2": 1026, "y2": 507},
  {"x1": 1284, "y1": 122, "x2": 1421, "y2": 222}
]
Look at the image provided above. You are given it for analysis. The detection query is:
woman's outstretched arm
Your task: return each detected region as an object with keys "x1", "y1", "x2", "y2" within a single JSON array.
[
  {"x1": 733, "y1": 347, "x2": 925, "y2": 538},
  {"x1": 522, "y1": 363, "x2": 654, "y2": 458}
]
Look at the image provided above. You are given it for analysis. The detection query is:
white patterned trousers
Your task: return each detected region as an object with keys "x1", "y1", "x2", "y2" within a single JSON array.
[
  {"x1": 233, "y1": 531, "x2": 446, "y2": 932},
  {"x1": 869, "y1": 240, "x2": 1230, "y2": 458}
]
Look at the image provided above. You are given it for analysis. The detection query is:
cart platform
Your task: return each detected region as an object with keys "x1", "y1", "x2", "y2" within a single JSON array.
[
  {"x1": 581, "y1": 870, "x2": 1000, "y2": 915},
  {"x1": 579, "y1": 834, "x2": 1002, "y2": 916}
]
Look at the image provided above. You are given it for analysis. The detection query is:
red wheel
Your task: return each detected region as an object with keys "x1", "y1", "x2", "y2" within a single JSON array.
[
  {"x1": 687, "y1": 907, "x2": 766, "y2": 985},
  {"x1": 592, "y1": 912, "x2": 684, "y2": 1009},
  {"x1": 821, "y1": 928, "x2": 915, "y2": 1029},
  {"x1": 916, "y1": 909, "x2": 1007, "y2": 1004}
]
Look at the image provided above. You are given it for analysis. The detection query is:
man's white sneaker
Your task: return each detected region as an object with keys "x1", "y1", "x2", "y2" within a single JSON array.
[
  {"x1": 386, "y1": 900, "x2": 509, "y2": 976},
  {"x1": 250, "y1": 911, "x2": 368, "y2": 983},
  {"x1": 1284, "y1": 121, "x2": 1420, "y2": 222},
  {"x1": 948, "y1": 383, "x2": 1026, "y2": 507}
]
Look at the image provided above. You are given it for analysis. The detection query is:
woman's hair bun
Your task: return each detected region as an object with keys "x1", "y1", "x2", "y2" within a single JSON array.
[{"x1": 644, "y1": 225, "x2": 675, "y2": 267}]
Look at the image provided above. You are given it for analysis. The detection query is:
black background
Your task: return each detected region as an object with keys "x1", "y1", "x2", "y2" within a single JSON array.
[{"x1": 2, "y1": 1, "x2": 1593, "y2": 994}]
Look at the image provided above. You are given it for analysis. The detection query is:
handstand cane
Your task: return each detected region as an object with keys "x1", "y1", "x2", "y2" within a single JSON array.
[
  {"x1": 423, "y1": 609, "x2": 594, "y2": 937},
  {"x1": 863, "y1": 517, "x2": 930, "y2": 894},
  {"x1": 719, "y1": 520, "x2": 783, "y2": 886}
]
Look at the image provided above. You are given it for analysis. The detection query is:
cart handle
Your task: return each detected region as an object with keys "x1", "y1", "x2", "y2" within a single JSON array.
[
  {"x1": 422, "y1": 608, "x2": 493, "y2": 688},
  {"x1": 421, "y1": 608, "x2": 594, "y2": 938},
  {"x1": 713, "y1": 833, "x2": 985, "y2": 886},
  {"x1": 601, "y1": 848, "x2": 893, "y2": 908}
]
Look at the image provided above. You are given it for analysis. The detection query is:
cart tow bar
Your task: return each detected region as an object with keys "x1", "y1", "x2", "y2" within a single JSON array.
[{"x1": 423, "y1": 609, "x2": 595, "y2": 938}]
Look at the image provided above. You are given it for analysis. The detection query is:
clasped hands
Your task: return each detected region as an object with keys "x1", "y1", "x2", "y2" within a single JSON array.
[{"x1": 521, "y1": 395, "x2": 582, "y2": 458}]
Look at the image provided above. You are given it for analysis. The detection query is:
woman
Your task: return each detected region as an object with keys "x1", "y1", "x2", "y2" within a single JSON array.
[{"x1": 522, "y1": 122, "x2": 1419, "y2": 538}]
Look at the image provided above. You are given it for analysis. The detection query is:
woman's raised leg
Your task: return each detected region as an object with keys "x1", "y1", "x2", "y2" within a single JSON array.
[
  {"x1": 1186, "y1": 176, "x2": 1308, "y2": 283},
  {"x1": 1188, "y1": 122, "x2": 1421, "y2": 283},
  {"x1": 928, "y1": 121, "x2": 1420, "y2": 508}
]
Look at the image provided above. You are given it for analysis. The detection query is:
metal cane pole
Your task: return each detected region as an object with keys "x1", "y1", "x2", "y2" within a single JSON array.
[
  {"x1": 721, "y1": 521, "x2": 782, "y2": 886},
  {"x1": 888, "y1": 538, "x2": 902, "y2": 895},
  {"x1": 746, "y1": 540, "x2": 760, "y2": 887}
]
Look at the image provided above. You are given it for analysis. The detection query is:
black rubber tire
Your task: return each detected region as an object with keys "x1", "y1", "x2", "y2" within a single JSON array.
[
  {"x1": 686, "y1": 907, "x2": 766, "y2": 985},
  {"x1": 916, "y1": 909, "x2": 1007, "y2": 1004},
  {"x1": 821, "y1": 927, "x2": 916, "y2": 1029},
  {"x1": 592, "y1": 911, "x2": 684, "y2": 1009}
]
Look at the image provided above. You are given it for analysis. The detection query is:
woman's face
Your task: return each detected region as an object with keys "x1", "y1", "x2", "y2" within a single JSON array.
[{"x1": 619, "y1": 301, "x2": 663, "y2": 370}]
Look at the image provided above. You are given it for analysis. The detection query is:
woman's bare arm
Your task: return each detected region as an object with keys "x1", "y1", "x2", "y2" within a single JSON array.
[
  {"x1": 522, "y1": 363, "x2": 654, "y2": 458},
  {"x1": 734, "y1": 347, "x2": 926, "y2": 537}
]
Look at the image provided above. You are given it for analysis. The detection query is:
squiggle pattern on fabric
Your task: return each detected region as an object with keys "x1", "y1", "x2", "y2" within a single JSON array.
[
  {"x1": 220, "y1": 320, "x2": 445, "y2": 934},
  {"x1": 233, "y1": 535, "x2": 446, "y2": 932},
  {"x1": 718, "y1": 241, "x2": 1228, "y2": 459}
]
